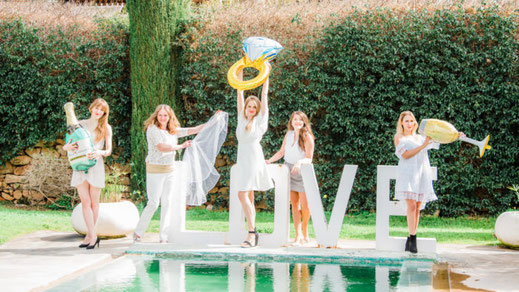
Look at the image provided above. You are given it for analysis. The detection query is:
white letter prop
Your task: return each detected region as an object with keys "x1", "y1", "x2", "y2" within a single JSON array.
[
  {"x1": 228, "y1": 164, "x2": 290, "y2": 247},
  {"x1": 300, "y1": 164, "x2": 358, "y2": 248},
  {"x1": 376, "y1": 165, "x2": 437, "y2": 253},
  {"x1": 167, "y1": 161, "x2": 227, "y2": 245}
]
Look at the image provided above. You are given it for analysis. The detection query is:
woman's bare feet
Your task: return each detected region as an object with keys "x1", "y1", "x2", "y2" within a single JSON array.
[{"x1": 291, "y1": 237, "x2": 303, "y2": 246}]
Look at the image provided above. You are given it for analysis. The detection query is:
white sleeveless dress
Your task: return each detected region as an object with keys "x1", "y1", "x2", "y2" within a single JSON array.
[
  {"x1": 70, "y1": 120, "x2": 106, "y2": 188},
  {"x1": 235, "y1": 110, "x2": 274, "y2": 192},
  {"x1": 394, "y1": 134, "x2": 439, "y2": 207},
  {"x1": 284, "y1": 131, "x2": 306, "y2": 192}
]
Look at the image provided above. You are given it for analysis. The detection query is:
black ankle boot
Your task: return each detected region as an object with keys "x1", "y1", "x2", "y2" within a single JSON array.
[
  {"x1": 405, "y1": 236, "x2": 410, "y2": 251},
  {"x1": 409, "y1": 234, "x2": 417, "y2": 254}
]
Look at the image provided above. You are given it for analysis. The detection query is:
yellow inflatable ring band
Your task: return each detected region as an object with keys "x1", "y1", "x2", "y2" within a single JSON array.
[{"x1": 227, "y1": 56, "x2": 270, "y2": 91}]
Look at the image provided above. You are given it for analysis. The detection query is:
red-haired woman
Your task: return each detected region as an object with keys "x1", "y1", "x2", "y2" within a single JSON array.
[
  {"x1": 64, "y1": 98, "x2": 113, "y2": 249},
  {"x1": 267, "y1": 111, "x2": 315, "y2": 245}
]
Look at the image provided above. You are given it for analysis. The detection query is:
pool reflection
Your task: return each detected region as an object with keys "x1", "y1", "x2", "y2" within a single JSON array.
[{"x1": 48, "y1": 256, "x2": 433, "y2": 291}]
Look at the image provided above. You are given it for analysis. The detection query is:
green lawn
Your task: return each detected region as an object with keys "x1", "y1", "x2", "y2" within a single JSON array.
[{"x1": 0, "y1": 202, "x2": 499, "y2": 246}]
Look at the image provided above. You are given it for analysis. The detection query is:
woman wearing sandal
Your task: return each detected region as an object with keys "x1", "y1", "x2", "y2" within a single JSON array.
[{"x1": 234, "y1": 64, "x2": 274, "y2": 248}]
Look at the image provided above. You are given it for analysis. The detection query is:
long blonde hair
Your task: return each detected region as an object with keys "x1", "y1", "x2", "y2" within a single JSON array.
[
  {"x1": 144, "y1": 104, "x2": 180, "y2": 135},
  {"x1": 287, "y1": 111, "x2": 314, "y2": 152},
  {"x1": 396, "y1": 111, "x2": 418, "y2": 135},
  {"x1": 89, "y1": 98, "x2": 110, "y2": 143},
  {"x1": 243, "y1": 96, "x2": 261, "y2": 132}
]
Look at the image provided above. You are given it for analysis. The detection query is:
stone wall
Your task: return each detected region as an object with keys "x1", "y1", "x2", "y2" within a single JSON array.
[
  {"x1": 0, "y1": 139, "x2": 234, "y2": 209},
  {"x1": 0, "y1": 139, "x2": 131, "y2": 206}
]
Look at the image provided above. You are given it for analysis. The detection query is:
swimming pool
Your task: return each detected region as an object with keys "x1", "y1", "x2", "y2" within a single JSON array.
[{"x1": 48, "y1": 255, "x2": 434, "y2": 291}]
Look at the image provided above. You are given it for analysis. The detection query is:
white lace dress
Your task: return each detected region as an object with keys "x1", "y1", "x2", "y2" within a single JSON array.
[
  {"x1": 234, "y1": 111, "x2": 274, "y2": 192},
  {"x1": 70, "y1": 120, "x2": 106, "y2": 188},
  {"x1": 394, "y1": 134, "x2": 439, "y2": 207}
]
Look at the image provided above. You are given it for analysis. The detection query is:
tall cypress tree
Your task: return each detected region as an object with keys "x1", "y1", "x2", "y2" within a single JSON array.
[{"x1": 127, "y1": 0, "x2": 190, "y2": 195}]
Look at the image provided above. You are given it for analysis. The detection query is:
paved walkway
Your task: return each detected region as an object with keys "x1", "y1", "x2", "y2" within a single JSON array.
[{"x1": 1, "y1": 231, "x2": 518, "y2": 291}]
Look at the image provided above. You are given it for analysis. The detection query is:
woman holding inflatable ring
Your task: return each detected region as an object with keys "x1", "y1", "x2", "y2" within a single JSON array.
[{"x1": 234, "y1": 61, "x2": 274, "y2": 248}]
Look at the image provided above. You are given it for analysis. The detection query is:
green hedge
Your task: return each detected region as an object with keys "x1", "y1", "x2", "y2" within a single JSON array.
[
  {"x1": 1, "y1": 7, "x2": 518, "y2": 216},
  {"x1": 0, "y1": 19, "x2": 131, "y2": 163},
  {"x1": 178, "y1": 8, "x2": 519, "y2": 216}
]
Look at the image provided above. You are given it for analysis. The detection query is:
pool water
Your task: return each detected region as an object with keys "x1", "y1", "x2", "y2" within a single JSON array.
[{"x1": 49, "y1": 256, "x2": 433, "y2": 291}]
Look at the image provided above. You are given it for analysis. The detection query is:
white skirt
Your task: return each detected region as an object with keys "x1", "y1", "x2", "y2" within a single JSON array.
[{"x1": 70, "y1": 158, "x2": 105, "y2": 188}]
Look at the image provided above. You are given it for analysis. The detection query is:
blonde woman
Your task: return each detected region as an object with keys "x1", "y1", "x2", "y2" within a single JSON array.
[
  {"x1": 394, "y1": 111, "x2": 444, "y2": 253},
  {"x1": 235, "y1": 64, "x2": 274, "y2": 248},
  {"x1": 133, "y1": 104, "x2": 211, "y2": 243},
  {"x1": 267, "y1": 111, "x2": 315, "y2": 246},
  {"x1": 63, "y1": 98, "x2": 112, "y2": 249}
]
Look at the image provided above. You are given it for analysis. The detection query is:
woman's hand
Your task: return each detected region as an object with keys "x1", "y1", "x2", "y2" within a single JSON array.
[
  {"x1": 458, "y1": 132, "x2": 466, "y2": 139},
  {"x1": 291, "y1": 164, "x2": 301, "y2": 175},
  {"x1": 422, "y1": 136, "x2": 433, "y2": 148},
  {"x1": 265, "y1": 159, "x2": 271, "y2": 165},
  {"x1": 182, "y1": 140, "x2": 192, "y2": 149},
  {"x1": 87, "y1": 150, "x2": 103, "y2": 160},
  {"x1": 63, "y1": 142, "x2": 78, "y2": 152},
  {"x1": 265, "y1": 60, "x2": 271, "y2": 71}
]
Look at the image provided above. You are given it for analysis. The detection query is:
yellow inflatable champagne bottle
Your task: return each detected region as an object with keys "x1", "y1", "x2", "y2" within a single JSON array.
[
  {"x1": 419, "y1": 119, "x2": 491, "y2": 157},
  {"x1": 64, "y1": 102, "x2": 97, "y2": 172}
]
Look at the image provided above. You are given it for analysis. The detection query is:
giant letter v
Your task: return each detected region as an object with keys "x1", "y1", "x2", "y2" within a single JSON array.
[{"x1": 300, "y1": 164, "x2": 357, "y2": 248}]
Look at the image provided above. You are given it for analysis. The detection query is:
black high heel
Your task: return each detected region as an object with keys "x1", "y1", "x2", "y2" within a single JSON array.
[
  {"x1": 78, "y1": 242, "x2": 89, "y2": 248},
  {"x1": 241, "y1": 229, "x2": 258, "y2": 248},
  {"x1": 86, "y1": 237, "x2": 100, "y2": 250},
  {"x1": 405, "y1": 236, "x2": 410, "y2": 252}
]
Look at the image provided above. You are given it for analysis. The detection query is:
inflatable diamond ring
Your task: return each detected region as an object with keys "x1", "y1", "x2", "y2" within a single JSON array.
[{"x1": 227, "y1": 57, "x2": 270, "y2": 91}]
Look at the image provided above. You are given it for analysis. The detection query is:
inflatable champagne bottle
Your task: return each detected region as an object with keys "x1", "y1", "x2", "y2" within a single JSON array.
[
  {"x1": 419, "y1": 119, "x2": 491, "y2": 157},
  {"x1": 64, "y1": 102, "x2": 97, "y2": 172}
]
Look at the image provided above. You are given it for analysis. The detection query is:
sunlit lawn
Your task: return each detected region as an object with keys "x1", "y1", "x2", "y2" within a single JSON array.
[{"x1": 0, "y1": 202, "x2": 498, "y2": 246}]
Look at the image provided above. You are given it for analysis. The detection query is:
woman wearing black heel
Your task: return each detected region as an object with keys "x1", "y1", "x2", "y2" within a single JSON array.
[
  {"x1": 86, "y1": 237, "x2": 101, "y2": 249},
  {"x1": 64, "y1": 98, "x2": 112, "y2": 249},
  {"x1": 234, "y1": 67, "x2": 274, "y2": 248}
]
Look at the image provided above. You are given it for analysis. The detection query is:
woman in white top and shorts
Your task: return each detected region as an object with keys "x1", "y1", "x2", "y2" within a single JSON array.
[
  {"x1": 267, "y1": 111, "x2": 315, "y2": 245},
  {"x1": 133, "y1": 104, "x2": 213, "y2": 243}
]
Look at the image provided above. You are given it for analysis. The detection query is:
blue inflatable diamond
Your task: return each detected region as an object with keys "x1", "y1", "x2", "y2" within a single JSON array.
[{"x1": 242, "y1": 37, "x2": 283, "y2": 63}]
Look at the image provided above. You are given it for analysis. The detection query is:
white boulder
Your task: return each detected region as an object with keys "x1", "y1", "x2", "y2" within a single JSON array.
[
  {"x1": 71, "y1": 201, "x2": 139, "y2": 238},
  {"x1": 495, "y1": 211, "x2": 519, "y2": 247}
]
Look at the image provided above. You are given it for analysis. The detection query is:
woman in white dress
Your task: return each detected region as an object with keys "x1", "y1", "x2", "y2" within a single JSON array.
[
  {"x1": 235, "y1": 64, "x2": 274, "y2": 248},
  {"x1": 267, "y1": 111, "x2": 315, "y2": 245},
  {"x1": 394, "y1": 111, "x2": 464, "y2": 253},
  {"x1": 63, "y1": 98, "x2": 113, "y2": 249}
]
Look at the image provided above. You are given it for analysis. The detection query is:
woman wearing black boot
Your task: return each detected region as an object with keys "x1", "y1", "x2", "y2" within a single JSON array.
[{"x1": 393, "y1": 111, "x2": 439, "y2": 253}]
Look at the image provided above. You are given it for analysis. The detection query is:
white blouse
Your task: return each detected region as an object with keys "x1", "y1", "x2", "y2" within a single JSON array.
[
  {"x1": 145, "y1": 125, "x2": 188, "y2": 165},
  {"x1": 394, "y1": 134, "x2": 439, "y2": 205},
  {"x1": 284, "y1": 131, "x2": 305, "y2": 164}
]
